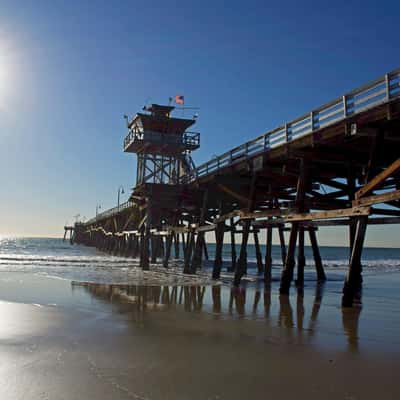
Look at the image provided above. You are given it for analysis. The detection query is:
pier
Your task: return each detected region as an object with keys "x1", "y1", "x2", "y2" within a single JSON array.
[{"x1": 69, "y1": 68, "x2": 400, "y2": 307}]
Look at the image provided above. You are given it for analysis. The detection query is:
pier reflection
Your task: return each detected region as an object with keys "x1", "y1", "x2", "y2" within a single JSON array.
[
  {"x1": 72, "y1": 281, "x2": 362, "y2": 351},
  {"x1": 342, "y1": 306, "x2": 362, "y2": 353}
]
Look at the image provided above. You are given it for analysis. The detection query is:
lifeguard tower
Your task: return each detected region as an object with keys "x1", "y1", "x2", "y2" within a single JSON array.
[{"x1": 123, "y1": 103, "x2": 200, "y2": 268}]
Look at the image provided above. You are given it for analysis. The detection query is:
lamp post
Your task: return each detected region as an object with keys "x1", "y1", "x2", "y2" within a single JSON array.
[
  {"x1": 96, "y1": 204, "x2": 101, "y2": 218},
  {"x1": 117, "y1": 185, "x2": 125, "y2": 208}
]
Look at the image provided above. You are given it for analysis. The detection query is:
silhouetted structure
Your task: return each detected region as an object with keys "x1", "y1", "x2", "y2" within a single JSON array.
[{"x1": 73, "y1": 68, "x2": 400, "y2": 307}]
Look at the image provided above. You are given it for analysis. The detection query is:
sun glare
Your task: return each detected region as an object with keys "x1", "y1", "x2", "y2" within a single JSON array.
[
  {"x1": 0, "y1": 53, "x2": 10, "y2": 91},
  {"x1": 0, "y1": 42, "x2": 15, "y2": 112}
]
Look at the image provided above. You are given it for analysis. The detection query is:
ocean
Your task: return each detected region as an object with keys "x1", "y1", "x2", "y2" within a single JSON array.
[
  {"x1": 1, "y1": 237, "x2": 400, "y2": 284},
  {"x1": 1, "y1": 236, "x2": 400, "y2": 400}
]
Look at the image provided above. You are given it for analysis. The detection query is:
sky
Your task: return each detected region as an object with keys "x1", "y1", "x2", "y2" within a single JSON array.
[{"x1": 0, "y1": 0, "x2": 399, "y2": 246}]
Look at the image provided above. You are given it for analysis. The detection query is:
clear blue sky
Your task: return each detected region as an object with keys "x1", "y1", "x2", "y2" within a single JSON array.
[{"x1": 0, "y1": 0, "x2": 399, "y2": 245}]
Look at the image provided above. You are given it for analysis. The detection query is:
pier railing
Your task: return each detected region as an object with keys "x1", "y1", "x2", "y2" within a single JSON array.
[
  {"x1": 182, "y1": 68, "x2": 400, "y2": 182},
  {"x1": 85, "y1": 200, "x2": 134, "y2": 225}
]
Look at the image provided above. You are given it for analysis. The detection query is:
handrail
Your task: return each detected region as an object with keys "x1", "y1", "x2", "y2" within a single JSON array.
[
  {"x1": 124, "y1": 129, "x2": 200, "y2": 150},
  {"x1": 85, "y1": 200, "x2": 135, "y2": 225},
  {"x1": 182, "y1": 68, "x2": 400, "y2": 183}
]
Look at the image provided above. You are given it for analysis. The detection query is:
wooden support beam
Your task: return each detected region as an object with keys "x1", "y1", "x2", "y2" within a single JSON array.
[
  {"x1": 229, "y1": 217, "x2": 237, "y2": 273},
  {"x1": 239, "y1": 208, "x2": 282, "y2": 220},
  {"x1": 355, "y1": 158, "x2": 400, "y2": 199},
  {"x1": 163, "y1": 219, "x2": 179, "y2": 268},
  {"x1": 371, "y1": 207, "x2": 400, "y2": 216},
  {"x1": 213, "y1": 210, "x2": 240, "y2": 224},
  {"x1": 140, "y1": 207, "x2": 151, "y2": 270},
  {"x1": 284, "y1": 206, "x2": 370, "y2": 223},
  {"x1": 278, "y1": 225, "x2": 287, "y2": 266},
  {"x1": 196, "y1": 223, "x2": 217, "y2": 233},
  {"x1": 299, "y1": 216, "x2": 400, "y2": 227},
  {"x1": 191, "y1": 190, "x2": 209, "y2": 273},
  {"x1": 181, "y1": 232, "x2": 186, "y2": 255},
  {"x1": 353, "y1": 189, "x2": 400, "y2": 207},
  {"x1": 163, "y1": 229, "x2": 174, "y2": 268},
  {"x1": 183, "y1": 231, "x2": 195, "y2": 274},
  {"x1": 122, "y1": 211, "x2": 137, "y2": 231},
  {"x1": 296, "y1": 227, "x2": 305, "y2": 286},
  {"x1": 202, "y1": 236, "x2": 209, "y2": 261},
  {"x1": 253, "y1": 232, "x2": 264, "y2": 274},
  {"x1": 280, "y1": 158, "x2": 307, "y2": 293},
  {"x1": 113, "y1": 217, "x2": 118, "y2": 233},
  {"x1": 217, "y1": 184, "x2": 249, "y2": 205},
  {"x1": 309, "y1": 229, "x2": 326, "y2": 281},
  {"x1": 150, "y1": 235, "x2": 157, "y2": 263},
  {"x1": 234, "y1": 174, "x2": 257, "y2": 285},
  {"x1": 279, "y1": 222, "x2": 299, "y2": 294},
  {"x1": 212, "y1": 202, "x2": 225, "y2": 279},
  {"x1": 342, "y1": 216, "x2": 368, "y2": 307},
  {"x1": 264, "y1": 225, "x2": 273, "y2": 283},
  {"x1": 174, "y1": 232, "x2": 180, "y2": 258}
]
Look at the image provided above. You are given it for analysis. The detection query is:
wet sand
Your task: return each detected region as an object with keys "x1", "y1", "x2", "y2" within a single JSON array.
[{"x1": 1, "y1": 271, "x2": 400, "y2": 399}]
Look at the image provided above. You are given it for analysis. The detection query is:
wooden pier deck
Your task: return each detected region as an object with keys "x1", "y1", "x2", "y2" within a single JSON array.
[{"x1": 70, "y1": 68, "x2": 400, "y2": 307}]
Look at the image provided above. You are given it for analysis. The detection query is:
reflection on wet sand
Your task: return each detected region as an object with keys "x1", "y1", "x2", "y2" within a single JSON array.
[
  {"x1": 72, "y1": 281, "x2": 361, "y2": 351},
  {"x1": 342, "y1": 306, "x2": 362, "y2": 353}
]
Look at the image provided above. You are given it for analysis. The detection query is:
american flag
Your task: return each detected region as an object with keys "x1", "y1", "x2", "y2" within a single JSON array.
[{"x1": 175, "y1": 95, "x2": 184, "y2": 105}]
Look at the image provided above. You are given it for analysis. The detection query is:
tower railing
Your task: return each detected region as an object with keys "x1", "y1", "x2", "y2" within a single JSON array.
[
  {"x1": 182, "y1": 68, "x2": 400, "y2": 183},
  {"x1": 124, "y1": 129, "x2": 200, "y2": 151}
]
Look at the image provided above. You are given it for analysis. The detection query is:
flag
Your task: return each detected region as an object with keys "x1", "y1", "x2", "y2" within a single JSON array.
[{"x1": 175, "y1": 95, "x2": 184, "y2": 105}]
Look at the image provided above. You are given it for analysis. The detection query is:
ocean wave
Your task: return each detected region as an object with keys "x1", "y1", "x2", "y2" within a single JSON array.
[
  {"x1": 0, "y1": 254, "x2": 137, "y2": 265},
  {"x1": 1, "y1": 253, "x2": 400, "y2": 271}
]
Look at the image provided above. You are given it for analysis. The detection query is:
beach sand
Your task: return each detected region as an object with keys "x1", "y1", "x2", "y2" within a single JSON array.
[{"x1": 0, "y1": 271, "x2": 400, "y2": 399}]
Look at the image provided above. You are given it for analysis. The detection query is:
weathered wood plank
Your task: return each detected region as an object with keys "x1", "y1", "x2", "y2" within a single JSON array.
[
  {"x1": 355, "y1": 158, "x2": 400, "y2": 199},
  {"x1": 284, "y1": 206, "x2": 370, "y2": 222},
  {"x1": 217, "y1": 184, "x2": 249, "y2": 205},
  {"x1": 239, "y1": 208, "x2": 282, "y2": 220},
  {"x1": 353, "y1": 190, "x2": 400, "y2": 207}
]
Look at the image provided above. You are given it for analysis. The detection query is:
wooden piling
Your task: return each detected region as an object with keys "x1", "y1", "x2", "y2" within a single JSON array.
[
  {"x1": 233, "y1": 220, "x2": 251, "y2": 286},
  {"x1": 181, "y1": 232, "x2": 186, "y2": 256},
  {"x1": 278, "y1": 225, "x2": 286, "y2": 266},
  {"x1": 280, "y1": 159, "x2": 307, "y2": 293},
  {"x1": 174, "y1": 232, "x2": 180, "y2": 258},
  {"x1": 150, "y1": 235, "x2": 157, "y2": 263},
  {"x1": 296, "y1": 227, "x2": 305, "y2": 286},
  {"x1": 253, "y1": 231, "x2": 264, "y2": 274},
  {"x1": 202, "y1": 236, "x2": 209, "y2": 261},
  {"x1": 183, "y1": 230, "x2": 195, "y2": 274},
  {"x1": 191, "y1": 190, "x2": 208, "y2": 274},
  {"x1": 212, "y1": 221, "x2": 225, "y2": 279},
  {"x1": 163, "y1": 231, "x2": 173, "y2": 268},
  {"x1": 342, "y1": 216, "x2": 368, "y2": 307},
  {"x1": 140, "y1": 222, "x2": 150, "y2": 271},
  {"x1": 264, "y1": 225, "x2": 273, "y2": 283},
  {"x1": 212, "y1": 201, "x2": 225, "y2": 279},
  {"x1": 308, "y1": 228, "x2": 326, "y2": 281},
  {"x1": 233, "y1": 174, "x2": 257, "y2": 285},
  {"x1": 279, "y1": 222, "x2": 299, "y2": 294},
  {"x1": 229, "y1": 218, "x2": 236, "y2": 272}
]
